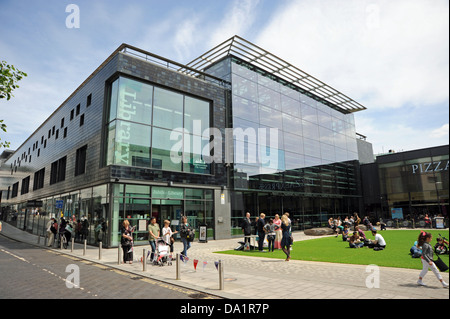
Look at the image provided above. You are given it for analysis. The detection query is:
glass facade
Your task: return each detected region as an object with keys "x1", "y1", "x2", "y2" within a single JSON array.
[
  {"x1": 110, "y1": 184, "x2": 214, "y2": 246},
  {"x1": 206, "y1": 57, "x2": 361, "y2": 235},
  {"x1": 7, "y1": 185, "x2": 110, "y2": 246},
  {"x1": 106, "y1": 76, "x2": 212, "y2": 175},
  {"x1": 379, "y1": 154, "x2": 449, "y2": 220}
]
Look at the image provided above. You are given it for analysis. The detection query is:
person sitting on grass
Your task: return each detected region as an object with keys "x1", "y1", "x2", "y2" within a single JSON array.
[
  {"x1": 349, "y1": 232, "x2": 364, "y2": 248},
  {"x1": 368, "y1": 229, "x2": 386, "y2": 251},
  {"x1": 410, "y1": 240, "x2": 422, "y2": 258},
  {"x1": 355, "y1": 225, "x2": 369, "y2": 246},
  {"x1": 342, "y1": 224, "x2": 350, "y2": 242},
  {"x1": 334, "y1": 217, "x2": 343, "y2": 237}
]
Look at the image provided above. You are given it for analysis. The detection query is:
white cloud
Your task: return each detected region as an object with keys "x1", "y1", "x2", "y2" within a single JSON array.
[
  {"x1": 430, "y1": 124, "x2": 450, "y2": 139},
  {"x1": 207, "y1": 0, "x2": 261, "y2": 48},
  {"x1": 254, "y1": 0, "x2": 449, "y2": 110},
  {"x1": 356, "y1": 116, "x2": 449, "y2": 154}
]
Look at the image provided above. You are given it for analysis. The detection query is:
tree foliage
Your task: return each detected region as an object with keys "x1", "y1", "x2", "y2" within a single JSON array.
[{"x1": 1, "y1": 60, "x2": 28, "y2": 148}]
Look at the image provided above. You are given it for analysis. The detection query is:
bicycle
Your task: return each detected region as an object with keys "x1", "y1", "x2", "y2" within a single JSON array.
[
  {"x1": 58, "y1": 231, "x2": 69, "y2": 249},
  {"x1": 434, "y1": 233, "x2": 449, "y2": 255}
]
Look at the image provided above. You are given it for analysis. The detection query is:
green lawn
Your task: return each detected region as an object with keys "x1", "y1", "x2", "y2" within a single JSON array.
[{"x1": 216, "y1": 229, "x2": 449, "y2": 270}]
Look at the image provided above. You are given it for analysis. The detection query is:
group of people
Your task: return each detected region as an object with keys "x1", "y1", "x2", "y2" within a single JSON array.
[
  {"x1": 46, "y1": 215, "x2": 90, "y2": 247},
  {"x1": 344, "y1": 225, "x2": 387, "y2": 251},
  {"x1": 241, "y1": 212, "x2": 293, "y2": 261},
  {"x1": 120, "y1": 216, "x2": 194, "y2": 264},
  {"x1": 328, "y1": 214, "x2": 386, "y2": 237}
]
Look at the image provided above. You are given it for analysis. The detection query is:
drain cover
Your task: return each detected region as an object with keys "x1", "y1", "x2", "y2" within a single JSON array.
[{"x1": 130, "y1": 276, "x2": 143, "y2": 280}]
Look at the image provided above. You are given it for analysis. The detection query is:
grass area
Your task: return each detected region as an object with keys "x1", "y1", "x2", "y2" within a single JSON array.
[{"x1": 216, "y1": 229, "x2": 449, "y2": 270}]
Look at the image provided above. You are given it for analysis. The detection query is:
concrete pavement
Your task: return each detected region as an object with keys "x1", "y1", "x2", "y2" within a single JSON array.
[{"x1": 0, "y1": 222, "x2": 448, "y2": 299}]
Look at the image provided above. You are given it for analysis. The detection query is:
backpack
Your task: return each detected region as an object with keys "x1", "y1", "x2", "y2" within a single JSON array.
[{"x1": 186, "y1": 228, "x2": 195, "y2": 242}]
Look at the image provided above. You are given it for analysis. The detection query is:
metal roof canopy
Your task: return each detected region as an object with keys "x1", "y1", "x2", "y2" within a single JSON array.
[{"x1": 182, "y1": 35, "x2": 366, "y2": 114}]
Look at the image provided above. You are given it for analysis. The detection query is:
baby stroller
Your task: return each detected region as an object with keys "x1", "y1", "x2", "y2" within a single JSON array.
[{"x1": 153, "y1": 238, "x2": 172, "y2": 266}]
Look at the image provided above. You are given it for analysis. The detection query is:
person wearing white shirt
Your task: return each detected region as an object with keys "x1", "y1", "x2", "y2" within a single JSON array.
[
  {"x1": 369, "y1": 229, "x2": 386, "y2": 251},
  {"x1": 162, "y1": 220, "x2": 178, "y2": 253}
]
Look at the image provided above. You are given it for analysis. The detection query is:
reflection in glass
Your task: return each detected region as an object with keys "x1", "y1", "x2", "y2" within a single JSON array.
[
  {"x1": 153, "y1": 87, "x2": 183, "y2": 130},
  {"x1": 152, "y1": 127, "x2": 182, "y2": 172}
]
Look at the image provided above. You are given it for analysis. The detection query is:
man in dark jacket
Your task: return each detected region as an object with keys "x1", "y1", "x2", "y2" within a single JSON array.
[
  {"x1": 257, "y1": 213, "x2": 266, "y2": 252},
  {"x1": 241, "y1": 212, "x2": 252, "y2": 246}
]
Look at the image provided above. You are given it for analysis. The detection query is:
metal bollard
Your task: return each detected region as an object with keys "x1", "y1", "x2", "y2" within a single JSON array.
[
  {"x1": 219, "y1": 260, "x2": 224, "y2": 290},
  {"x1": 99, "y1": 242, "x2": 102, "y2": 260},
  {"x1": 83, "y1": 239, "x2": 87, "y2": 256},
  {"x1": 143, "y1": 249, "x2": 147, "y2": 272},
  {"x1": 37, "y1": 235, "x2": 41, "y2": 245},
  {"x1": 118, "y1": 246, "x2": 122, "y2": 265},
  {"x1": 176, "y1": 253, "x2": 180, "y2": 280},
  {"x1": 71, "y1": 238, "x2": 74, "y2": 252},
  {"x1": 60, "y1": 237, "x2": 63, "y2": 250}
]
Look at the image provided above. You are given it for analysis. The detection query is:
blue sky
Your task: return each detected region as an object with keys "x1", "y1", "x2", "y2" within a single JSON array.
[{"x1": 0, "y1": 0, "x2": 448, "y2": 155}]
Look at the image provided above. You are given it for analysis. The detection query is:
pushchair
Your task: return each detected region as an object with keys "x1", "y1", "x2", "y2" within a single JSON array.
[{"x1": 152, "y1": 238, "x2": 172, "y2": 266}]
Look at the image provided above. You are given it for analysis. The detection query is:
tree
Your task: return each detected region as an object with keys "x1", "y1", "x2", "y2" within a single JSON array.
[{"x1": 1, "y1": 60, "x2": 28, "y2": 148}]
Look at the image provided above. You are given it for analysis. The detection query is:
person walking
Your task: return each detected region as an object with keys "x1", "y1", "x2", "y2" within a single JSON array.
[
  {"x1": 257, "y1": 213, "x2": 266, "y2": 252},
  {"x1": 281, "y1": 215, "x2": 291, "y2": 261},
  {"x1": 273, "y1": 214, "x2": 282, "y2": 249},
  {"x1": 148, "y1": 217, "x2": 160, "y2": 262},
  {"x1": 120, "y1": 220, "x2": 134, "y2": 264},
  {"x1": 417, "y1": 231, "x2": 449, "y2": 288},
  {"x1": 180, "y1": 216, "x2": 193, "y2": 257},
  {"x1": 46, "y1": 218, "x2": 56, "y2": 247},
  {"x1": 241, "y1": 212, "x2": 252, "y2": 248}
]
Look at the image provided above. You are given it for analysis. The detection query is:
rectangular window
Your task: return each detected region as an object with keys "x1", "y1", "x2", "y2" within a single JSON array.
[
  {"x1": 21, "y1": 176, "x2": 30, "y2": 195},
  {"x1": 76, "y1": 104, "x2": 80, "y2": 116},
  {"x1": 87, "y1": 94, "x2": 92, "y2": 107},
  {"x1": 153, "y1": 87, "x2": 183, "y2": 129},
  {"x1": 112, "y1": 77, "x2": 153, "y2": 125},
  {"x1": 50, "y1": 156, "x2": 66, "y2": 185},
  {"x1": 109, "y1": 120, "x2": 151, "y2": 167},
  {"x1": 80, "y1": 114, "x2": 84, "y2": 126},
  {"x1": 70, "y1": 109, "x2": 74, "y2": 120},
  {"x1": 106, "y1": 77, "x2": 211, "y2": 174},
  {"x1": 75, "y1": 145, "x2": 87, "y2": 176},
  {"x1": 63, "y1": 127, "x2": 67, "y2": 138},
  {"x1": 61, "y1": 118, "x2": 65, "y2": 128},
  {"x1": 33, "y1": 168, "x2": 45, "y2": 190},
  {"x1": 152, "y1": 127, "x2": 182, "y2": 172},
  {"x1": 11, "y1": 182, "x2": 19, "y2": 198}
]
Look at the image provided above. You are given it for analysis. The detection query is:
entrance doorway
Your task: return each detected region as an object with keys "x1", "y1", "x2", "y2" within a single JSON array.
[{"x1": 152, "y1": 200, "x2": 183, "y2": 234}]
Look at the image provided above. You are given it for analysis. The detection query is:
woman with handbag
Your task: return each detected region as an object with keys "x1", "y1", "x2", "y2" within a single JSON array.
[
  {"x1": 120, "y1": 220, "x2": 134, "y2": 264},
  {"x1": 417, "y1": 231, "x2": 448, "y2": 288},
  {"x1": 280, "y1": 215, "x2": 291, "y2": 261},
  {"x1": 180, "y1": 216, "x2": 192, "y2": 257},
  {"x1": 162, "y1": 220, "x2": 177, "y2": 253}
]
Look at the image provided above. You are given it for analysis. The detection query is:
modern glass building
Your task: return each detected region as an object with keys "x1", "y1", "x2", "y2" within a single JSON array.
[
  {"x1": 187, "y1": 37, "x2": 366, "y2": 233},
  {"x1": 0, "y1": 36, "x2": 370, "y2": 247}
]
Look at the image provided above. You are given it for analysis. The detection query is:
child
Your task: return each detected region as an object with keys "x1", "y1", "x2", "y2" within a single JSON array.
[{"x1": 417, "y1": 231, "x2": 449, "y2": 288}]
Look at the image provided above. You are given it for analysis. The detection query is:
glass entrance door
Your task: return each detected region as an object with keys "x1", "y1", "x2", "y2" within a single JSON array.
[{"x1": 152, "y1": 200, "x2": 183, "y2": 235}]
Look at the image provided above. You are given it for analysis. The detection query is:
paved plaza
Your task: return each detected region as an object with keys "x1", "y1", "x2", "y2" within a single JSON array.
[{"x1": 1, "y1": 222, "x2": 448, "y2": 299}]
